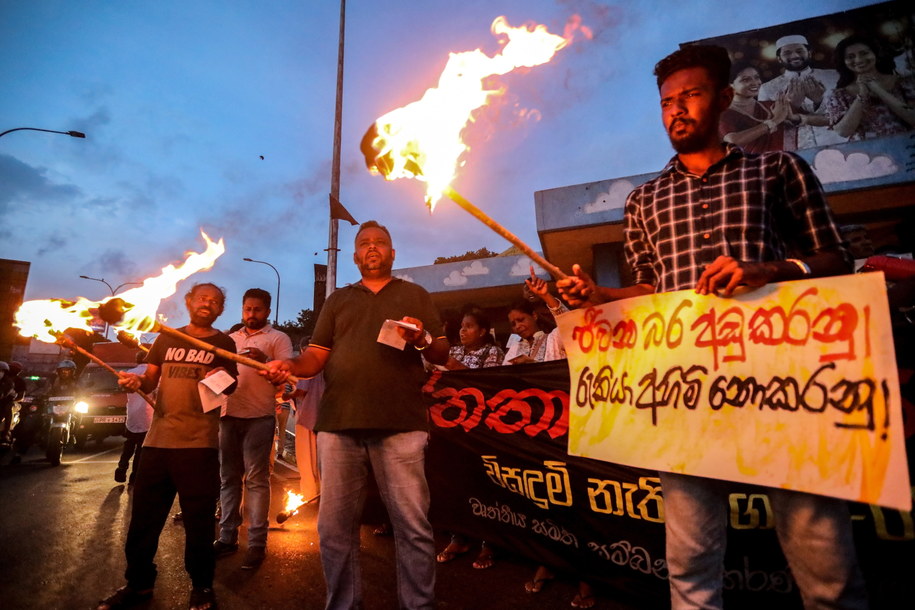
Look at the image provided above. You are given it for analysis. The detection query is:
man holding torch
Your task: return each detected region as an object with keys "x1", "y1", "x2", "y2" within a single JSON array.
[
  {"x1": 263, "y1": 220, "x2": 449, "y2": 610},
  {"x1": 557, "y1": 46, "x2": 868, "y2": 609},
  {"x1": 98, "y1": 282, "x2": 238, "y2": 610}
]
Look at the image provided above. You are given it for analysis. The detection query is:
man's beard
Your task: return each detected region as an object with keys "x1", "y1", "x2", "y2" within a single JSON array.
[
  {"x1": 668, "y1": 119, "x2": 715, "y2": 154},
  {"x1": 783, "y1": 58, "x2": 809, "y2": 72},
  {"x1": 246, "y1": 318, "x2": 268, "y2": 330},
  {"x1": 189, "y1": 307, "x2": 216, "y2": 327},
  {"x1": 358, "y1": 257, "x2": 391, "y2": 275}
]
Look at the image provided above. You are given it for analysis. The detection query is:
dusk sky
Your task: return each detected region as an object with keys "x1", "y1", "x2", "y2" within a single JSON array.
[{"x1": 1, "y1": 0, "x2": 875, "y2": 332}]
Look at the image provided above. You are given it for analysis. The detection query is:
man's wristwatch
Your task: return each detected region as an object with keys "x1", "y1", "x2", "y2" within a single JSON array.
[{"x1": 415, "y1": 331, "x2": 433, "y2": 351}]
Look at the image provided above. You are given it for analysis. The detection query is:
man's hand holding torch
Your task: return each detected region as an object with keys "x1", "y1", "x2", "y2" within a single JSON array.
[
  {"x1": 118, "y1": 371, "x2": 146, "y2": 393},
  {"x1": 262, "y1": 344, "x2": 331, "y2": 386},
  {"x1": 556, "y1": 264, "x2": 601, "y2": 307},
  {"x1": 557, "y1": 264, "x2": 654, "y2": 307},
  {"x1": 262, "y1": 359, "x2": 294, "y2": 385}
]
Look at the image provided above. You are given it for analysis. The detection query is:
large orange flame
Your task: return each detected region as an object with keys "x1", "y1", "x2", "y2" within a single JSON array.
[
  {"x1": 362, "y1": 16, "x2": 581, "y2": 209},
  {"x1": 283, "y1": 489, "x2": 306, "y2": 514},
  {"x1": 15, "y1": 230, "x2": 225, "y2": 343}
]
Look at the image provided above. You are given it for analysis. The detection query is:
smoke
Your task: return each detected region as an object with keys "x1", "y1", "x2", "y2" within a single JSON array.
[
  {"x1": 556, "y1": 0, "x2": 625, "y2": 45},
  {"x1": 466, "y1": 1, "x2": 626, "y2": 141}
]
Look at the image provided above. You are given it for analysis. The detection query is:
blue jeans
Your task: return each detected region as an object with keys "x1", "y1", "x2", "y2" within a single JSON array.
[
  {"x1": 660, "y1": 472, "x2": 868, "y2": 610},
  {"x1": 218, "y1": 416, "x2": 275, "y2": 548},
  {"x1": 317, "y1": 430, "x2": 435, "y2": 610}
]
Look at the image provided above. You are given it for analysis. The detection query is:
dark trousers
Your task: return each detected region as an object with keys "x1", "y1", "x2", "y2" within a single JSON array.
[
  {"x1": 124, "y1": 447, "x2": 220, "y2": 590},
  {"x1": 117, "y1": 430, "x2": 147, "y2": 474}
]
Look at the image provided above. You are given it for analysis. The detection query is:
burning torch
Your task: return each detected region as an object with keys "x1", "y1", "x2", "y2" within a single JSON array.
[
  {"x1": 13, "y1": 231, "x2": 294, "y2": 382},
  {"x1": 96, "y1": 298, "x2": 298, "y2": 382},
  {"x1": 360, "y1": 15, "x2": 587, "y2": 280},
  {"x1": 54, "y1": 332, "x2": 155, "y2": 407},
  {"x1": 116, "y1": 330, "x2": 150, "y2": 353},
  {"x1": 276, "y1": 490, "x2": 321, "y2": 524}
]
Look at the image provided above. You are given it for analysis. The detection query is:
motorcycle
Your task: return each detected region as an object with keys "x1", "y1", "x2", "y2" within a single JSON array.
[
  {"x1": 10, "y1": 394, "x2": 44, "y2": 462},
  {"x1": 44, "y1": 393, "x2": 77, "y2": 466}
]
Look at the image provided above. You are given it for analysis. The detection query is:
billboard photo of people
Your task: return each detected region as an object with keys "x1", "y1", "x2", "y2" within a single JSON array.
[{"x1": 689, "y1": 0, "x2": 914, "y2": 152}]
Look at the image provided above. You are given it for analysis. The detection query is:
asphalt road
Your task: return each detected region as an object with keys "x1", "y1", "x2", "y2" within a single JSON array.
[{"x1": 0, "y1": 438, "x2": 615, "y2": 610}]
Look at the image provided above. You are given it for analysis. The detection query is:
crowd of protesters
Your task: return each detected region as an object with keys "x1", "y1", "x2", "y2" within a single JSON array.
[{"x1": 5, "y1": 36, "x2": 890, "y2": 610}]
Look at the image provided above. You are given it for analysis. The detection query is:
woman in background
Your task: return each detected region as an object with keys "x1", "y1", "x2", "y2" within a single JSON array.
[
  {"x1": 502, "y1": 301, "x2": 548, "y2": 365},
  {"x1": 826, "y1": 34, "x2": 915, "y2": 139},
  {"x1": 443, "y1": 307, "x2": 504, "y2": 370},
  {"x1": 720, "y1": 61, "x2": 791, "y2": 152},
  {"x1": 436, "y1": 306, "x2": 503, "y2": 570}
]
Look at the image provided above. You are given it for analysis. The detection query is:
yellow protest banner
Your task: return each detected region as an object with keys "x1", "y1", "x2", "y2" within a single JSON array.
[{"x1": 556, "y1": 272, "x2": 910, "y2": 511}]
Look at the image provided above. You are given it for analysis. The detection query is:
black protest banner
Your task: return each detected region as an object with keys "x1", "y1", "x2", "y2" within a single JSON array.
[{"x1": 424, "y1": 360, "x2": 915, "y2": 609}]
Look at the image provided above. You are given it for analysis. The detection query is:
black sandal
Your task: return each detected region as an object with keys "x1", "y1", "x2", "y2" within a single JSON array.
[
  {"x1": 97, "y1": 585, "x2": 153, "y2": 610},
  {"x1": 189, "y1": 587, "x2": 217, "y2": 610}
]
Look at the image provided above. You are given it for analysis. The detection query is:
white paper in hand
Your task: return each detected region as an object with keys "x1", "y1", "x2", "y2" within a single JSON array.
[
  {"x1": 377, "y1": 319, "x2": 419, "y2": 350},
  {"x1": 197, "y1": 369, "x2": 235, "y2": 414}
]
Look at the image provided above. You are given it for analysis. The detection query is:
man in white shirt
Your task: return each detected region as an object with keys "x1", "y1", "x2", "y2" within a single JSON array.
[
  {"x1": 758, "y1": 34, "x2": 846, "y2": 148},
  {"x1": 115, "y1": 352, "x2": 155, "y2": 484},
  {"x1": 214, "y1": 288, "x2": 293, "y2": 570}
]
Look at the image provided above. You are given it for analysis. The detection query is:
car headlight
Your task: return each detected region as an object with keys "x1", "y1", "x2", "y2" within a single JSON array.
[
  {"x1": 74, "y1": 401, "x2": 90, "y2": 414},
  {"x1": 51, "y1": 405, "x2": 70, "y2": 415}
]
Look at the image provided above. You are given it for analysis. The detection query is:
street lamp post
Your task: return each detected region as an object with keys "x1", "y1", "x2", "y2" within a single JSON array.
[
  {"x1": 1, "y1": 127, "x2": 86, "y2": 139},
  {"x1": 242, "y1": 258, "x2": 281, "y2": 326},
  {"x1": 78, "y1": 275, "x2": 142, "y2": 338}
]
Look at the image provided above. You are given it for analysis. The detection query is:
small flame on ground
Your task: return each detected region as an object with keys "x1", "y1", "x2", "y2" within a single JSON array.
[
  {"x1": 15, "y1": 230, "x2": 225, "y2": 343},
  {"x1": 362, "y1": 15, "x2": 581, "y2": 210},
  {"x1": 284, "y1": 490, "x2": 306, "y2": 514}
]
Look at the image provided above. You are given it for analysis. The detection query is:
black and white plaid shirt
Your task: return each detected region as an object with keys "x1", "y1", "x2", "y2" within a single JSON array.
[{"x1": 624, "y1": 145, "x2": 846, "y2": 293}]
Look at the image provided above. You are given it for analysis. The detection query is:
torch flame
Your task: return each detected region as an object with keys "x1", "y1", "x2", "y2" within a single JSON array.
[
  {"x1": 283, "y1": 490, "x2": 306, "y2": 514},
  {"x1": 362, "y1": 16, "x2": 577, "y2": 209},
  {"x1": 15, "y1": 230, "x2": 225, "y2": 343}
]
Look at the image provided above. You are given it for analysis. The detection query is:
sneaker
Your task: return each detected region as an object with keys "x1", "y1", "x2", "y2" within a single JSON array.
[
  {"x1": 213, "y1": 540, "x2": 238, "y2": 557},
  {"x1": 114, "y1": 468, "x2": 127, "y2": 483},
  {"x1": 241, "y1": 546, "x2": 265, "y2": 569}
]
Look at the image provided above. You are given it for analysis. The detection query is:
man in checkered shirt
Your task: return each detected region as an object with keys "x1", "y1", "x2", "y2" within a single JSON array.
[{"x1": 558, "y1": 45, "x2": 868, "y2": 609}]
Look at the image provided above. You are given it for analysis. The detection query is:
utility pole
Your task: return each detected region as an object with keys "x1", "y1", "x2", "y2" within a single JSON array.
[{"x1": 326, "y1": 0, "x2": 346, "y2": 298}]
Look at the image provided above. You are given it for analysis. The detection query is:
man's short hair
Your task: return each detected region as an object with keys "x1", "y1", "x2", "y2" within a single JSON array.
[
  {"x1": 185, "y1": 282, "x2": 227, "y2": 306},
  {"x1": 243, "y1": 287, "x2": 271, "y2": 309},
  {"x1": 355, "y1": 220, "x2": 392, "y2": 244},
  {"x1": 654, "y1": 45, "x2": 731, "y2": 91}
]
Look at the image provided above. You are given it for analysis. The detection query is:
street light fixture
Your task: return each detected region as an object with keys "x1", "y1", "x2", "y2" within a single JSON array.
[
  {"x1": 78, "y1": 275, "x2": 142, "y2": 338},
  {"x1": 0, "y1": 127, "x2": 86, "y2": 139},
  {"x1": 243, "y1": 258, "x2": 281, "y2": 325}
]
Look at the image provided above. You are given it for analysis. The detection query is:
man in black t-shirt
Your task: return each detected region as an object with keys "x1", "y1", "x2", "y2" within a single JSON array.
[
  {"x1": 265, "y1": 220, "x2": 449, "y2": 610},
  {"x1": 98, "y1": 282, "x2": 237, "y2": 610}
]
